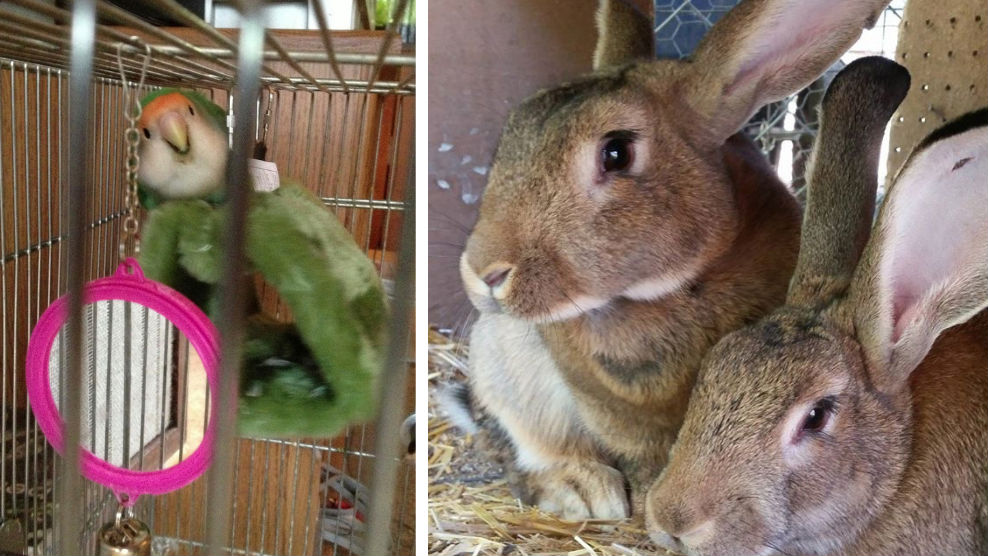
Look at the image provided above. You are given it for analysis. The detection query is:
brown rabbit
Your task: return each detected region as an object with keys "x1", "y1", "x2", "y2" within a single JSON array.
[
  {"x1": 458, "y1": 0, "x2": 889, "y2": 519},
  {"x1": 646, "y1": 57, "x2": 988, "y2": 556}
]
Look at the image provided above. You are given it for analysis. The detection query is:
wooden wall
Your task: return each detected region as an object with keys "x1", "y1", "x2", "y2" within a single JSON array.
[{"x1": 427, "y1": 0, "x2": 599, "y2": 332}]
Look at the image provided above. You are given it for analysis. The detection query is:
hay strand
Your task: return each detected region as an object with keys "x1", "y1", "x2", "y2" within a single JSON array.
[{"x1": 428, "y1": 329, "x2": 665, "y2": 556}]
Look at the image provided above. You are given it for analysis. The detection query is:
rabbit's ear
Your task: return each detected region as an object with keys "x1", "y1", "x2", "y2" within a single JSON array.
[
  {"x1": 852, "y1": 109, "x2": 988, "y2": 390},
  {"x1": 593, "y1": 0, "x2": 654, "y2": 70},
  {"x1": 680, "y1": 0, "x2": 889, "y2": 145},
  {"x1": 786, "y1": 57, "x2": 909, "y2": 308}
]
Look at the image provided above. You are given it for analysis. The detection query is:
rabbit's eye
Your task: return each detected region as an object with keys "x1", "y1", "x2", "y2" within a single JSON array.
[
  {"x1": 143, "y1": 128, "x2": 151, "y2": 139},
  {"x1": 600, "y1": 132, "x2": 636, "y2": 174},
  {"x1": 800, "y1": 397, "x2": 836, "y2": 435}
]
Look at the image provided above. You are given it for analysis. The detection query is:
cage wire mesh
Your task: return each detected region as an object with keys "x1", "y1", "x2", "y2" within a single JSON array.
[
  {"x1": 655, "y1": 0, "x2": 907, "y2": 197},
  {"x1": 0, "y1": 0, "x2": 415, "y2": 554}
]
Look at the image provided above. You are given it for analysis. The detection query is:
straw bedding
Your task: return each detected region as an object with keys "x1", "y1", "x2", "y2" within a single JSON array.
[{"x1": 427, "y1": 330, "x2": 666, "y2": 556}]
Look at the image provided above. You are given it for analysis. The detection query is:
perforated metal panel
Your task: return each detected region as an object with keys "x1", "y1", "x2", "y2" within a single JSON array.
[{"x1": 886, "y1": 0, "x2": 987, "y2": 175}]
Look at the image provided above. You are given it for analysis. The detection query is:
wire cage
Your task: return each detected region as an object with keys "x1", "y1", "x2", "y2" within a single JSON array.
[
  {"x1": 655, "y1": 0, "x2": 907, "y2": 194},
  {"x1": 0, "y1": 0, "x2": 415, "y2": 554}
]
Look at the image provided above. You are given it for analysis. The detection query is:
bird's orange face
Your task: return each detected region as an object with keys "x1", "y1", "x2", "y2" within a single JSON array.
[
  {"x1": 137, "y1": 91, "x2": 229, "y2": 200},
  {"x1": 139, "y1": 92, "x2": 199, "y2": 154}
]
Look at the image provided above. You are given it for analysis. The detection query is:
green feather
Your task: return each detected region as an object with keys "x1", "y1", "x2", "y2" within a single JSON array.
[
  {"x1": 242, "y1": 184, "x2": 387, "y2": 435},
  {"x1": 139, "y1": 182, "x2": 226, "y2": 209},
  {"x1": 138, "y1": 183, "x2": 388, "y2": 438},
  {"x1": 139, "y1": 201, "x2": 217, "y2": 314}
]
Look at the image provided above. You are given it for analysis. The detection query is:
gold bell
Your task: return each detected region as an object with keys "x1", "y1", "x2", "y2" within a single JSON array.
[{"x1": 97, "y1": 505, "x2": 152, "y2": 556}]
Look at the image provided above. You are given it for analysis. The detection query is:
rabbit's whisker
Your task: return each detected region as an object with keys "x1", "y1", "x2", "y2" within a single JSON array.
[
  {"x1": 429, "y1": 207, "x2": 474, "y2": 235},
  {"x1": 559, "y1": 288, "x2": 590, "y2": 317},
  {"x1": 457, "y1": 307, "x2": 480, "y2": 340},
  {"x1": 428, "y1": 240, "x2": 468, "y2": 250},
  {"x1": 763, "y1": 540, "x2": 795, "y2": 556}
]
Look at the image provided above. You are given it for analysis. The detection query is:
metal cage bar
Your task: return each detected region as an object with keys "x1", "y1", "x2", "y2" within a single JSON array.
[
  {"x1": 205, "y1": 0, "x2": 264, "y2": 551},
  {"x1": 59, "y1": 0, "x2": 97, "y2": 551},
  {"x1": 0, "y1": 0, "x2": 415, "y2": 95}
]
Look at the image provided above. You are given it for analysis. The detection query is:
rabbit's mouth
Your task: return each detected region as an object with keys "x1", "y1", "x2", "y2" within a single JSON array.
[
  {"x1": 459, "y1": 254, "x2": 506, "y2": 314},
  {"x1": 535, "y1": 295, "x2": 611, "y2": 323},
  {"x1": 460, "y1": 252, "x2": 613, "y2": 322}
]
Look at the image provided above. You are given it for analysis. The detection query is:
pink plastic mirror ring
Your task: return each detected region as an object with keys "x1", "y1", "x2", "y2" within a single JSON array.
[{"x1": 26, "y1": 259, "x2": 218, "y2": 503}]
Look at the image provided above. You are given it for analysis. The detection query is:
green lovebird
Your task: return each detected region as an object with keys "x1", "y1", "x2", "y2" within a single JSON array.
[{"x1": 135, "y1": 88, "x2": 388, "y2": 438}]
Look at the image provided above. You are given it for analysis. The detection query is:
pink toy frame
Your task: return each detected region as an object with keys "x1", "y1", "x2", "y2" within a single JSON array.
[{"x1": 26, "y1": 258, "x2": 218, "y2": 504}]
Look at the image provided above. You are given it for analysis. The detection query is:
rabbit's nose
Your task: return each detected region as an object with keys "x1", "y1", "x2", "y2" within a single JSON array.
[
  {"x1": 649, "y1": 530, "x2": 686, "y2": 554},
  {"x1": 649, "y1": 511, "x2": 713, "y2": 553},
  {"x1": 482, "y1": 266, "x2": 512, "y2": 289},
  {"x1": 647, "y1": 486, "x2": 707, "y2": 551},
  {"x1": 679, "y1": 520, "x2": 713, "y2": 546}
]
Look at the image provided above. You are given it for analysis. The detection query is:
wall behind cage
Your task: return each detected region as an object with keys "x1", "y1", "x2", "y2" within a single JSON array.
[
  {"x1": 0, "y1": 59, "x2": 138, "y2": 553},
  {"x1": 0, "y1": 63, "x2": 137, "y2": 399},
  {"x1": 427, "y1": 0, "x2": 598, "y2": 332}
]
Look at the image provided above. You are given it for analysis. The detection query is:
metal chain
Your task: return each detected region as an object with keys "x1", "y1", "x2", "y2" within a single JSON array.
[{"x1": 117, "y1": 40, "x2": 152, "y2": 260}]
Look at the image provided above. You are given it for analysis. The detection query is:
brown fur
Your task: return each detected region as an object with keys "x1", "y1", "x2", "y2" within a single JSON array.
[
  {"x1": 853, "y1": 311, "x2": 988, "y2": 554},
  {"x1": 646, "y1": 58, "x2": 988, "y2": 555},
  {"x1": 786, "y1": 58, "x2": 910, "y2": 307},
  {"x1": 460, "y1": 0, "x2": 889, "y2": 519},
  {"x1": 593, "y1": 0, "x2": 655, "y2": 70},
  {"x1": 538, "y1": 135, "x2": 800, "y2": 492}
]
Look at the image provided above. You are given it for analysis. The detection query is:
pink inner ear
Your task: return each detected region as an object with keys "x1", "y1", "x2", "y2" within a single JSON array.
[
  {"x1": 727, "y1": 0, "x2": 863, "y2": 101},
  {"x1": 885, "y1": 127, "x2": 988, "y2": 342},
  {"x1": 891, "y1": 296, "x2": 919, "y2": 343},
  {"x1": 729, "y1": 31, "x2": 817, "y2": 97}
]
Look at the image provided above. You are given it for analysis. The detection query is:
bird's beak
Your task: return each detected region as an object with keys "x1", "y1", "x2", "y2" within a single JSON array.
[{"x1": 158, "y1": 110, "x2": 189, "y2": 154}]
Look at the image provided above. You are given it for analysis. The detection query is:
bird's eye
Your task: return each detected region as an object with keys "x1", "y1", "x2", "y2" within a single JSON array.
[
  {"x1": 188, "y1": 105, "x2": 195, "y2": 116},
  {"x1": 799, "y1": 397, "x2": 836, "y2": 436},
  {"x1": 143, "y1": 128, "x2": 150, "y2": 139},
  {"x1": 600, "y1": 133, "x2": 635, "y2": 175}
]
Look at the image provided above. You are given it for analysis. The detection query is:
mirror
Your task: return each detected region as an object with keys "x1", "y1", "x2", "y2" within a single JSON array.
[
  {"x1": 49, "y1": 301, "x2": 209, "y2": 472},
  {"x1": 25, "y1": 259, "x2": 219, "y2": 496}
]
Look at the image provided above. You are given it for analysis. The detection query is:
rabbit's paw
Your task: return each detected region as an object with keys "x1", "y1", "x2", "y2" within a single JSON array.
[{"x1": 525, "y1": 461, "x2": 629, "y2": 520}]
